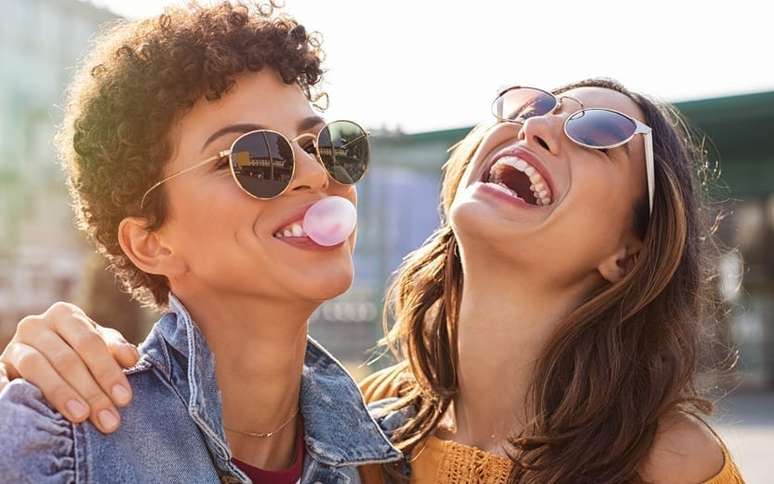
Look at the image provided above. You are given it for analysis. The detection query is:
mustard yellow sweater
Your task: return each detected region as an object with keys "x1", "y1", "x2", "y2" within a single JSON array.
[{"x1": 358, "y1": 364, "x2": 743, "y2": 484}]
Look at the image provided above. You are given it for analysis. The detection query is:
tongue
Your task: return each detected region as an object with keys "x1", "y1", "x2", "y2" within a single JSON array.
[{"x1": 302, "y1": 196, "x2": 357, "y2": 246}]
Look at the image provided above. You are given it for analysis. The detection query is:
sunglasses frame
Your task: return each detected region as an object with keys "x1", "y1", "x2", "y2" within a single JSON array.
[
  {"x1": 140, "y1": 119, "x2": 370, "y2": 209},
  {"x1": 492, "y1": 86, "x2": 655, "y2": 215}
]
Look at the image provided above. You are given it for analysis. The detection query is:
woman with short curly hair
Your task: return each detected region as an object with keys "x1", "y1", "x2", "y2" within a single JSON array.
[{"x1": 0, "y1": 2, "x2": 400, "y2": 482}]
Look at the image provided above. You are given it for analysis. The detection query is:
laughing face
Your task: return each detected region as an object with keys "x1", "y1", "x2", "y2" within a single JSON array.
[{"x1": 450, "y1": 86, "x2": 649, "y2": 287}]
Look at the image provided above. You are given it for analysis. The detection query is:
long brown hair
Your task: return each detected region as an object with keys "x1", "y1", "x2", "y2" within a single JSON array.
[{"x1": 381, "y1": 78, "x2": 725, "y2": 483}]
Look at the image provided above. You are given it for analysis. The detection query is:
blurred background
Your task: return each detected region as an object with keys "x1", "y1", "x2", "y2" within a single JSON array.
[{"x1": 0, "y1": 0, "x2": 772, "y2": 480}]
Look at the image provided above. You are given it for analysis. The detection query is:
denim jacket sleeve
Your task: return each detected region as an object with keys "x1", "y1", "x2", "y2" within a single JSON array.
[{"x1": 0, "y1": 380, "x2": 78, "y2": 483}]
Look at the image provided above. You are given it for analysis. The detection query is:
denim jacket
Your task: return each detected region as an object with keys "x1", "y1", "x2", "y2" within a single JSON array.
[
  {"x1": 0, "y1": 294, "x2": 401, "y2": 483},
  {"x1": 365, "y1": 397, "x2": 416, "y2": 481}
]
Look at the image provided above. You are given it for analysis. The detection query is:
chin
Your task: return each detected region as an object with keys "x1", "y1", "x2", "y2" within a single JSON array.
[
  {"x1": 293, "y1": 262, "x2": 354, "y2": 302},
  {"x1": 450, "y1": 195, "x2": 511, "y2": 243},
  {"x1": 449, "y1": 195, "x2": 541, "y2": 267},
  {"x1": 303, "y1": 277, "x2": 353, "y2": 302}
]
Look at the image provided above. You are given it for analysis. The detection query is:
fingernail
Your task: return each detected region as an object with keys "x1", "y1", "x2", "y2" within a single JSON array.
[
  {"x1": 66, "y1": 400, "x2": 88, "y2": 419},
  {"x1": 98, "y1": 409, "x2": 119, "y2": 431},
  {"x1": 112, "y1": 385, "x2": 131, "y2": 405}
]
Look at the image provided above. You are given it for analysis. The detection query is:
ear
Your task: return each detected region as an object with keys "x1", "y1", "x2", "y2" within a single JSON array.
[
  {"x1": 117, "y1": 217, "x2": 188, "y2": 278},
  {"x1": 597, "y1": 238, "x2": 644, "y2": 283}
]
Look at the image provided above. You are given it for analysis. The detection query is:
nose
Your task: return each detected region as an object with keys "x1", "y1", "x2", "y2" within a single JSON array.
[
  {"x1": 517, "y1": 113, "x2": 563, "y2": 156},
  {"x1": 287, "y1": 138, "x2": 330, "y2": 194}
]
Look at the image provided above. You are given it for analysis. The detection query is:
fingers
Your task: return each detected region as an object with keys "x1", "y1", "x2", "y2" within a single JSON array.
[
  {"x1": 14, "y1": 330, "x2": 123, "y2": 433},
  {"x1": 4, "y1": 341, "x2": 91, "y2": 424},
  {"x1": 51, "y1": 314, "x2": 134, "y2": 407},
  {"x1": 98, "y1": 327, "x2": 141, "y2": 369},
  {"x1": 10, "y1": 303, "x2": 132, "y2": 433},
  {"x1": 50, "y1": 304, "x2": 140, "y2": 369},
  {"x1": 40, "y1": 304, "x2": 135, "y2": 407},
  {"x1": 6, "y1": 303, "x2": 137, "y2": 433}
]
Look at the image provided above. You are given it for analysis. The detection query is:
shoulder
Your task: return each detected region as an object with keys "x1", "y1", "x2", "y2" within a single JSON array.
[
  {"x1": 0, "y1": 380, "x2": 78, "y2": 481},
  {"x1": 640, "y1": 412, "x2": 726, "y2": 484},
  {"x1": 358, "y1": 362, "x2": 412, "y2": 404}
]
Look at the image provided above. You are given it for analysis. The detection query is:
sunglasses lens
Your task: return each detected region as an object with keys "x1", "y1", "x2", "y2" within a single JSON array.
[
  {"x1": 565, "y1": 109, "x2": 636, "y2": 148},
  {"x1": 231, "y1": 131, "x2": 294, "y2": 198},
  {"x1": 317, "y1": 121, "x2": 369, "y2": 185},
  {"x1": 492, "y1": 87, "x2": 557, "y2": 122}
]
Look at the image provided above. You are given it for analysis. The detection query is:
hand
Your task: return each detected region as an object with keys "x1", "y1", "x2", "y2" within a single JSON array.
[{"x1": 0, "y1": 302, "x2": 139, "y2": 433}]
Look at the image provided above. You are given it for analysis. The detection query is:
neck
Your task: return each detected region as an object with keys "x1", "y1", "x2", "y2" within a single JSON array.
[
  {"x1": 173, "y1": 288, "x2": 315, "y2": 470},
  {"x1": 446, "y1": 245, "x2": 597, "y2": 454}
]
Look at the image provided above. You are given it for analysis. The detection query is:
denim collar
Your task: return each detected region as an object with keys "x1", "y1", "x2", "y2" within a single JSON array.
[{"x1": 138, "y1": 294, "x2": 401, "y2": 477}]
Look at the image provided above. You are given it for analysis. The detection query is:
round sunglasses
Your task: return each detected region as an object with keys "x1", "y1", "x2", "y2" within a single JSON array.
[
  {"x1": 140, "y1": 119, "x2": 369, "y2": 209},
  {"x1": 492, "y1": 86, "x2": 655, "y2": 214}
]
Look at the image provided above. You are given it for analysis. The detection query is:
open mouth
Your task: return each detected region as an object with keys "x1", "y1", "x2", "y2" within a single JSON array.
[{"x1": 481, "y1": 156, "x2": 553, "y2": 206}]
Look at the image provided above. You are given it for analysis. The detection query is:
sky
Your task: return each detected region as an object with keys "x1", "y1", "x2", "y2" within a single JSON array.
[{"x1": 88, "y1": 0, "x2": 773, "y2": 133}]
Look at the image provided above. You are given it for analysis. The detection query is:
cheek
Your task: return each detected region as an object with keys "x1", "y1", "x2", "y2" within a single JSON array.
[
  {"x1": 572, "y1": 160, "x2": 631, "y2": 214},
  {"x1": 449, "y1": 164, "x2": 479, "y2": 211},
  {"x1": 170, "y1": 180, "x2": 263, "y2": 248},
  {"x1": 560, "y1": 167, "x2": 633, "y2": 249},
  {"x1": 459, "y1": 161, "x2": 479, "y2": 189}
]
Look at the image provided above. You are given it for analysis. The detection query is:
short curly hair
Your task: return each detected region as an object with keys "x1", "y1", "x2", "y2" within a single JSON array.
[{"x1": 56, "y1": 1, "x2": 325, "y2": 310}]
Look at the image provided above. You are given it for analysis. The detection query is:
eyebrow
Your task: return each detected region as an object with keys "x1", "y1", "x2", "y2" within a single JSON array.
[{"x1": 201, "y1": 115, "x2": 326, "y2": 152}]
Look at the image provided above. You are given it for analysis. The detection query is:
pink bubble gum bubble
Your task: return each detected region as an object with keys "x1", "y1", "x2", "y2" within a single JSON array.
[{"x1": 303, "y1": 196, "x2": 357, "y2": 247}]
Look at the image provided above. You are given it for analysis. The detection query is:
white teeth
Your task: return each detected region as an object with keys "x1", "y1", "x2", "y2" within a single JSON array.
[
  {"x1": 491, "y1": 157, "x2": 518, "y2": 173},
  {"x1": 492, "y1": 156, "x2": 529, "y2": 173},
  {"x1": 488, "y1": 155, "x2": 554, "y2": 206},
  {"x1": 274, "y1": 222, "x2": 308, "y2": 239}
]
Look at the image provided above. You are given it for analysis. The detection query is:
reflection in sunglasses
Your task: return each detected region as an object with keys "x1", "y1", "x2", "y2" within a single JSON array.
[{"x1": 233, "y1": 150, "x2": 292, "y2": 182}]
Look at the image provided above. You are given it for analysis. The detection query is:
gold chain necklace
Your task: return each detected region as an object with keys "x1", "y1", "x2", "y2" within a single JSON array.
[{"x1": 223, "y1": 408, "x2": 299, "y2": 438}]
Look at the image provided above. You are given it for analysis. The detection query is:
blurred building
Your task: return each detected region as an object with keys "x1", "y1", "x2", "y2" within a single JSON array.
[
  {"x1": 679, "y1": 92, "x2": 774, "y2": 388},
  {"x1": 0, "y1": 0, "x2": 118, "y2": 342}
]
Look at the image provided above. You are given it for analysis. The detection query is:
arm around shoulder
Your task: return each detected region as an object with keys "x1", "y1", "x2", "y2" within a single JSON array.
[{"x1": 0, "y1": 380, "x2": 79, "y2": 483}]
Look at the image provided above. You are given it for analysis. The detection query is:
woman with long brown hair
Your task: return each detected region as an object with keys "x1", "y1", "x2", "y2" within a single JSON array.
[
  {"x1": 356, "y1": 79, "x2": 742, "y2": 483},
  {"x1": 1, "y1": 78, "x2": 743, "y2": 483}
]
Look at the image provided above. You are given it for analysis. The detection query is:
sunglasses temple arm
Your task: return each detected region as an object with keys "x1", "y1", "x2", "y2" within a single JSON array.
[
  {"x1": 644, "y1": 130, "x2": 655, "y2": 215},
  {"x1": 140, "y1": 152, "x2": 226, "y2": 209}
]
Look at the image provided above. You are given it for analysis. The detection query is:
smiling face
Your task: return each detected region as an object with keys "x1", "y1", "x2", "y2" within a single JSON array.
[
  {"x1": 450, "y1": 86, "x2": 649, "y2": 287},
  {"x1": 136, "y1": 69, "x2": 358, "y2": 304}
]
